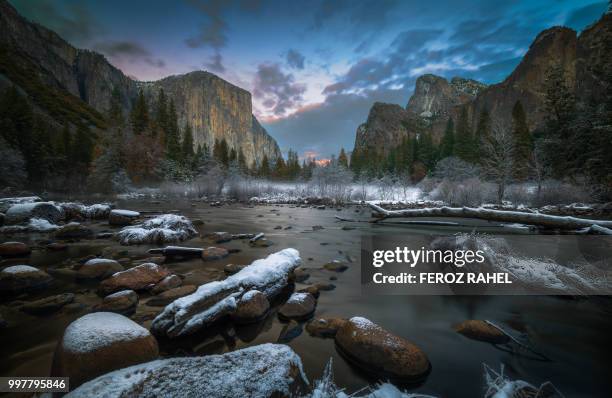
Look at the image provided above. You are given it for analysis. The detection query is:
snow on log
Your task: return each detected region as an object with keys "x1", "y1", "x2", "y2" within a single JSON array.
[
  {"x1": 151, "y1": 248, "x2": 301, "y2": 338},
  {"x1": 368, "y1": 202, "x2": 612, "y2": 230},
  {"x1": 117, "y1": 214, "x2": 197, "y2": 245}
]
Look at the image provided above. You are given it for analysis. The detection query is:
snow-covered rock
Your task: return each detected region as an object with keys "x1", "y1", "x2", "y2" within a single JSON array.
[
  {"x1": 109, "y1": 209, "x2": 140, "y2": 226},
  {"x1": 152, "y1": 248, "x2": 301, "y2": 338},
  {"x1": 51, "y1": 312, "x2": 159, "y2": 389},
  {"x1": 98, "y1": 263, "x2": 170, "y2": 295},
  {"x1": 0, "y1": 265, "x2": 52, "y2": 295},
  {"x1": 116, "y1": 214, "x2": 197, "y2": 245},
  {"x1": 76, "y1": 258, "x2": 124, "y2": 280},
  {"x1": 93, "y1": 290, "x2": 139, "y2": 315},
  {"x1": 5, "y1": 201, "x2": 62, "y2": 224},
  {"x1": 65, "y1": 343, "x2": 308, "y2": 398},
  {"x1": 0, "y1": 196, "x2": 41, "y2": 213},
  {"x1": 60, "y1": 202, "x2": 112, "y2": 220},
  {"x1": 278, "y1": 292, "x2": 317, "y2": 320}
]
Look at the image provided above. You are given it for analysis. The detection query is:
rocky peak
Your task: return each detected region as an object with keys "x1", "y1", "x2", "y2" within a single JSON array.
[{"x1": 406, "y1": 74, "x2": 485, "y2": 119}]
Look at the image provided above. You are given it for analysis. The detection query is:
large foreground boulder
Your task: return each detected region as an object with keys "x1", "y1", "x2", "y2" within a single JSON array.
[
  {"x1": 116, "y1": 214, "x2": 197, "y2": 245},
  {"x1": 334, "y1": 317, "x2": 430, "y2": 382},
  {"x1": 152, "y1": 249, "x2": 301, "y2": 338},
  {"x1": 65, "y1": 343, "x2": 307, "y2": 398},
  {"x1": 0, "y1": 265, "x2": 52, "y2": 295},
  {"x1": 0, "y1": 241, "x2": 30, "y2": 257},
  {"x1": 51, "y1": 312, "x2": 159, "y2": 389},
  {"x1": 98, "y1": 263, "x2": 170, "y2": 295}
]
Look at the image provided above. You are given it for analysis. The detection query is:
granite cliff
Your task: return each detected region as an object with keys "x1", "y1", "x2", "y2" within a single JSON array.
[{"x1": 0, "y1": 0, "x2": 280, "y2": 166}]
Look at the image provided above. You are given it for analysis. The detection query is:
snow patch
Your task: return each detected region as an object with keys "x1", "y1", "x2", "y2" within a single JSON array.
[
  {"x1": 1, "y1": 265, "x2": 40, "y2": 274},
  {"x1": 116, "y1": 214, "x2": 197, "y2": 245}
]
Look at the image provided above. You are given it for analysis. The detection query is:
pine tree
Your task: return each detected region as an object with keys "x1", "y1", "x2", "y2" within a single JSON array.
[
  {"x1": 155, "y1": 89, "x2": 168, "y2": 133},
  {"x1": 182, "y1": 122, "x2": 194, "y2": 162},
  {"x1": 108, "y1": 87, "x2": 123, "y2": 126},
  {"x1": 474, "y1": 108, "x2": 490, "y2": 161},
  {"x1": 238, "y1": 149, "x2": 248, "y2": 173},
  {"x1": 511, "y1": 101, "x2": 531, "y2": 180},
  {"x1": 454, "y1": 108, "x2": 473, "y2": 162},
  {"x1": 338, "y1": 148, "x2": 349, "y2": 168},
  {"x1": 418, "y1": 132, "x2": 436, "y2": 170},
  {"x1": 273, "y1": 156, "x2": 286, "y2": 179},
  {"x1": 440, "y1": 117, "x2": 454, "y2": 159},
  {"x1": 165, "y1": 99, "x2": 181, "y2": 160},
  {"x1": 229, "y1": 148, "x2": 237, "y2": 163},
  {"x1": 259, "y1": 154, "x2": 270, "y2": 177},
  {"x1": 130, "y1": 89, "x2": 149, "y2": 134}
]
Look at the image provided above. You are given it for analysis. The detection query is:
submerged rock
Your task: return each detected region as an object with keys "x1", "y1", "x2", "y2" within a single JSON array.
[
  {"x1": 108, "y1": 209, "x2": 140, "y2": 226},
  {"x1": 206, "y1": 231, "x2": 232, "y2": 243},
  {"x1": 51, "y1": 312, "x2": 159, "y2": 390},
  {"x1": 20, "y1": 293, "x2": 75, "y2": 315},
  {"x1": 77, "y1": 259, "x2": 123, "y2": 280},
  {"x1": 454, "y1": 320, "x2": 510, "y2": 344},
  {"x1": 146, "y1": 285, "x2": 197, "y2": 307},
  {"x1": 64, "y1": 343, "x2": 307, "y2": 398},
  {"x1": 0, "y1": 265, "x2": 52, "y2": 295},
  {"x1": 335, "y1": 317, "x2": 430, "y2": 381},
  {"x1": 98, "y1": 263, "x2": 170, "y2": 295},
  {"x1": 53, "y1": 222, "x2": 94, "y2": 240},
  {"x1": 232, "y1": 290, "x2": 270, "y2": 324},
  {"x1": 278, "y1": 320, "x2": 303, "y2": 343},
  {"x1": 0, "y1": 241, "x2": 31, "y2": 257},
  {"x1": 223, "y1": 263, "x2": 245, "y2": 275},
  {"x1": 94, "y1": 290, "x2": 139, "y2": 315},
  {"x1": 151, "y1": 274, "x2": 182, "y2": 294},
  {"x1": 278, "y1": 292, "x2": 317, "y2": 321},
  {"x1": 292, "y1": 268, "x2": 310, "y2": 283},
  {"x1": 201, "y1": 247, "x2": 229, "y2": 261},
  {"x1": 306, "y1": 317, "x2": 347, "y2": 338},
  {"x1": 323, "y1": 260, "x2": 348, "y2": 272}
]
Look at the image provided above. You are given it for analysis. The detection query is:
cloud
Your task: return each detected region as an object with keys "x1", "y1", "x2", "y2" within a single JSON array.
[
  {"x1": 94, "y1": 40, "x2": 166, "y2": 68},
  {"x1": 204, "y1": 52, "x2": 226, "y2": 73},
  {"x1": 286, "y1": 49, "x2": 305, "y2": 69},
  {"x1": 565, "y1": 1, "x2": 607, "y2": 31},
  {"x1": 12, "y1": 0, "x2": 102, "y2": 45},
  {"x1": 253, "y1": 63, "x2": 306, "y2": 117},
  {"x1": 184, "y1": 0, "x2": 229, "y2": 49}
]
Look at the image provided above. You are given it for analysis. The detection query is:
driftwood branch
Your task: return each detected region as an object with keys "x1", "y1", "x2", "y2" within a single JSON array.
[{"x1": 367, "y1": 202, "x2": 612, "y2": 230}]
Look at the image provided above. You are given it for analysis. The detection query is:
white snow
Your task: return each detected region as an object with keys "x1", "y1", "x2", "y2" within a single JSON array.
[
  {"x1": 28, "y1": 218, "x2": 59, "y2": 231},
  {"x1": 152, "y1": 248, "x2": 301, "y2": 337},
  {"x1": 62, "y1": 312, "x2": 151, "y2": 354},
  {"x1": 111, "y1": 209, "x2": 140, "y2": 217},
  {"x1": 0, "y1": 196, "x2": 41, "y2": 212},
  {"x1": 60, "y1": 202, "x2": 112, "y2": 219},
  {"x1": 116, "y1": 214, "x2": 197, "y2": 245},
  {"x1": 105, "y1": 290, "x2": 135, "y2": 299},
  {"x1": 5, "y1": 201, "x2": 62, "y2": 223},
  {"x1": 65, "y1": 343, "x2": 307, "y2": 398},
  {"x1": 287, "y1": 292, "x2": 310, "y2": 303},
  {"x1": 242, "y1": 289, "x2": 261, "y2": 301},
  {"x1": 1, "y1": 265, "x2": 40, "y2": 274}
]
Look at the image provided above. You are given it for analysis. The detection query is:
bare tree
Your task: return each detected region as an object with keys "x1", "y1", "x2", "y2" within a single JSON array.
[{"x1": 481, "y1": 121, "x2": 514, "y2": 204}]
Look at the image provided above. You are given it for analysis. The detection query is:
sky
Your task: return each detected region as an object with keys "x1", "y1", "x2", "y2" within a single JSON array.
[{"x1": 10, "y1": 0, "x2": 609, "y2": 160}]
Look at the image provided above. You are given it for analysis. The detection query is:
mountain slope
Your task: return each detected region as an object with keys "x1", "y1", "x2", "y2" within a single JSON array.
[{"x1": 0, "y1": 0, "x2": 280, "y2": 166}]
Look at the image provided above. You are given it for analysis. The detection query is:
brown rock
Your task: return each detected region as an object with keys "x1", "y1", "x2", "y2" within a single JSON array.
[
  {"x1": 108, "y1": 209, "x2": 140, "y2": 226},
  {"x1": 0, "y1": 241, "x2": 30, "y2": 257},
  {"x1": 201, "y1": 247, "x2": 229, "y2": 261},
  {"x1": 306, "y1": 317, "x2": 347, "y2": 338},
  {"x1": 20, "y1": 293, "x2": 75, "y2": 315},
  {"x1": 278, "y1": 292, "x2": 316, "y2": 321},
  {"x1": 223, "y1": 263, "x2": 245, "y2": 275},
  {"x1": 98, "y1": 263, "x2": 170, "y2": 295},
  {"x1": 46, "y1": 242, "x2": 68, "y2": 251},
  {"x1": 51, "y1": 312, "x2": 159, "y2": 389},
  {"x1": 206, "y1": 232, "x2": 232, "y2": 243},
  {"x1": 151, "y1": 274, "x2": 182, "y2": 294},
  {"x1": 146, "y1": 285, "x2": 197, "y2": 307},
  {"x1": 94, "y1": 290, "x2": 139, "y2": 315},
  {"x1": 454, "y1": 320, "x2": 510, "y2": 344},
  {"x1": 53, "y1": 223, "x2": 94, "y2": 240},
  {"x1": 292, "y1": 268, "x2": 310, "y2": 283},
  {"x1": 76, "y1": 259, "x2": 123, "y2": 280},
  {"x1": 323, "y1": 260, "x2": 348, "y2": 272},
  {"x1": 335, "y1": 317, "x2": 430, "y2": 381},
  {"x1": 0, "y1": 265, "x2": 52, "y2": 295},
  {"x1": 231, "y1": 290, "x2": 269, "y2": 324}
]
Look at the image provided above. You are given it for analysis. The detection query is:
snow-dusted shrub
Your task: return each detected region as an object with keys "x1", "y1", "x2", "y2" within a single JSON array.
[
  {"x1": 504, "y1": 184, "x2": 533, "y2": 208},
  {"x1": 433, "y1": 156, "x2": 480, "y2": 181},
  {"x1": 430, "y1": 178, "x2": 496, "y2": 206},
  {"x1": 532, "y1": 180, "x2": 590, "y2": 207},
  {"x1": 116, "y1": 214, "x2": 197, "y2": 245},
  {"x1": 309, "y1": 162, "x2": 354, "y2": 204}
]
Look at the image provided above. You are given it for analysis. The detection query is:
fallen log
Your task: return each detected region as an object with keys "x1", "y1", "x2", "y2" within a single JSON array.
[
  {"x1": 148, "y1": 246, "x2": 204, "y2": 257},
  {"x1": 367, "y1": 202, "x2": 612, "y2": 230}
]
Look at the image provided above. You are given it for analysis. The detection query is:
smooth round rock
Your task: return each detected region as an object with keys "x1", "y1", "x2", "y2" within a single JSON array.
[
  {"x1": 151, "y1": 274, "x2": 182, "y2": 294},
  {"x1": 454, "y1": 320, "x2": 510, "y2": 344},
  {"x1": 53, "y1": 223, "x2": 94, "y2": 240},
  {"x1": 0, "y1": 242, "x2": 31, "y2": 257},
  {"x1": 94, "y1": 290, "x2": 139, "y2": 315},
  {"x1": 77, "y1": 259, "x2": 123, "y2": 280},
  {"x1": 201, "y1": 247, "x2": 229, "y2": 261},
  {"x1": 20, "y1": 293, "x2": 75, "y2": 315},
  {"x1": 278, "y1": 292, "x2": 316, "y2": 321},
  {"x1": 98, "y1": 263, "x2": 170, "y2": 295},
  {"x1": 51, "y1": 312, "x2": 159, "y2": 389},
  {"x1": 0, "y1": 265, "x2": 52, "y2": 295},
  {"x1": 232, "y1": 290, "x2": 270, "y2": 324},
  {"x1": 335, "y1": 317, "x2": 430, "y2": 381},
  {"x1": 146, "y1": 285, "x2": 197, "y2": 307},
  {"x1": 323, "y1": 260, "x2": 348, "y2": 272}
]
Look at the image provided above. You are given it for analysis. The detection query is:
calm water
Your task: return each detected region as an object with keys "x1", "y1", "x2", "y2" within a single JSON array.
[{"x1": 1, "y1": 199, "x2": 611, "y2": 397}]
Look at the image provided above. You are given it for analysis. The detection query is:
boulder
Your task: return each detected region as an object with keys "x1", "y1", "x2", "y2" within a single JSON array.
[
  {"x1": 454, "y1": 320, "x2": 510, "y2": 344},
  {"x1": 151, "y1": 274, "x2": 182, "y2": 294},
  {"x1": 94, "y1": 290, "x2": 139, "y2": 315},
  {"x1": 64, "y1": 344, "x2": 307, "y2": 398},
  {"x1": 76, "y1": 259, "x2": 123, "y2": 280},
  {"x1": 53, "y1": 222, "x2": 94, "y2": 240},
  {"x1": 5, "y1": 202, "x2": 61, "y2": 224},
  {"x1": 0, "y1": 265, "x2": 52, "y2": 295},
  {"x1": 323, "y1": 260, "x2": 348, "y2": 272},
  {"x1": 278, "y1": 292, "x2": 316, "y2": 321},
  {"x1": 108, "y1": 209, "x2": 140, "y2": 226},
  {"x1": 0, "y1": 241, "x2": 31, "y2": 257},
  {"x1": 51, "y1": 312, "x2": 159, "y2": 389},
  {"x1": 231, "y1": 290, "x2": 270, "y2": 324},
  {"x1": 201, "y1": 247, "x2": 229, "y2": 261},
  {"x1": 116, "y1": 215, "x2": 197, "y2": 245},
  {"x1": 206, "y1": 231, "x2": 232, "y2": 243},
  {"x1": 146, "y1": 285, "x2": 197, "y2": 307},
  {"x1": 223, "y1": 263, "x2": 245, "y2": 275},
  {"x1": 335, "y1": 317, "x2": 430, "y2": 381},
  {"x1": 98, "y1": 263, "x2": 170, "y2": 295},
  {"x1": 20, "y1": 293, "x2": 75, "y2": 315},
  {"x1": 306, "y1": 317, "x2": 347, "y2": 338}
]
